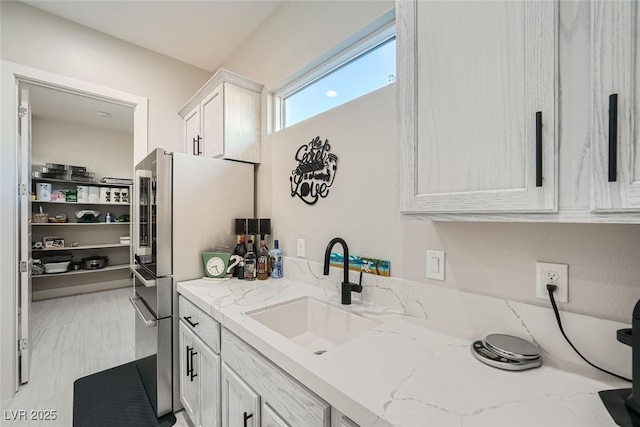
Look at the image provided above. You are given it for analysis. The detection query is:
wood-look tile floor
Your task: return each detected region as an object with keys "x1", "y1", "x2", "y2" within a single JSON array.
[{"x1": 1, "y1": 288, "x2": 191, "y2": 427}]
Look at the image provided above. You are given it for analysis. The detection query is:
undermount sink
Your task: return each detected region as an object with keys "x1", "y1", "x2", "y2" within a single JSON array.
[{"x1": 247, "y1": 297, "x2": 379, "y2": 354}]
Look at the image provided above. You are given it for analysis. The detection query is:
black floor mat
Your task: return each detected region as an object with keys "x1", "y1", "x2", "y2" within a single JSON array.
[{"x1": 73, "y1": 361, "x2": 176, "y2": 427}]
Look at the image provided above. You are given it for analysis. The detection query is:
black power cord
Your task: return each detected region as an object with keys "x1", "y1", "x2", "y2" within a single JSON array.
[{"x1": 547, "y1": 284, "x2": 630, "y2": 382}]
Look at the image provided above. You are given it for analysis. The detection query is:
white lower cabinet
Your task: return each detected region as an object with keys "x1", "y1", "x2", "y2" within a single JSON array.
[
  {"x1": 339, "y1": 416, "x2": 359, "y2": 427},
  {"x1": 179, "y1": 320, "x2": 221, "y2": 427},
  {"x1": 221, "y1": 328, "x2": 331, "y2": 427},
  {"x1": 261, "y1": 403, "x2": 290, "y2": 427},
  {"x1": 221, "y1": 363, "x2": 260, "y2": 427},
  {"x1": 330, "y1": 408, "x2": 359, "y2": 427},
  {"x1": 179, "y1": 321, "x2": 199, "y2": 422},
  {"x1": 178, "y1": 294, "x2": 361, "y2": 427},
  {"x1": 199, "y1": 343, "x2": 221, "y2": 427}
]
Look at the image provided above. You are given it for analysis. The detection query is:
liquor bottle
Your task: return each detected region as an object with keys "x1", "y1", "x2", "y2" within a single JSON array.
[
  {"x1": 257, "y1": 241, "x2": 269, "y2": 280},
  {"x1": 232, "y1": 235, "x2": 247, "y2": 278},
  {"x1": 269, "y1": 240, "x2": 283, "y2": 279},
  {"x1": 244, "y1": 241, "x2": 256, "y2": 281}
]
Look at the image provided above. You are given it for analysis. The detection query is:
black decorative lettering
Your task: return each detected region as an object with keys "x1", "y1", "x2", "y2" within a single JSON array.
[{"x1": 290, "y1": 136, "x2": 338, "y2": 205}]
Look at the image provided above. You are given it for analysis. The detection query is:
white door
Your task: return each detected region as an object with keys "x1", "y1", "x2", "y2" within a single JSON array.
[
  {"x1": 196, "y1": 335, "x2": 220, "y2": 427},
  {"x1": 18, "y1": 85, "x2": 32, "y2": 384},
  {"x1": 339, "y1": 415, "x2": 359, "y2": 427},
  {"x1": 397, "y1": 0, "x2": 557, "y2": 213},
  {"x1": 201, "y1": 85, "x2": 224, "y2": 158},
  {"x1": 179, "y1": 321, "x2": 199, "y2": 424},
  {"x1": 591, "y1": 0, "x2": 640, "y2": 211},
  {"x1": 222, "y1": 363, "x2": 260, "y2": 427},
  {"x1": 185, "y1": 105, "x2": 202, "y2": 156},
  {"x1": 261, "y1": 403, "x2": 289, "y2": 427}
]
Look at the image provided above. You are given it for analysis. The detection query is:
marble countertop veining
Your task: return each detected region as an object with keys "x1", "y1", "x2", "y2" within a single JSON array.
[{"x1": 177, "y1": 277, "x2": 625, "y2": 427}]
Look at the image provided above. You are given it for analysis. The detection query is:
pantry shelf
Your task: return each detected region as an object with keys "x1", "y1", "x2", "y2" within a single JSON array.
[
  {"x1": 33, "y1": 243, "x2": 131, "y2": 251},
  {"x1": 32, "y1": 222, "x2": 130, "y2": 226},
  {"x1": 32, "y1": 178, "x2": 131, "y2": 188},
  {"x1": 32, "y1": 264, "x2": 130, "y2": 278},
  {"x1": 32, "y1": 201, "x2": 130, "y2": 206}
]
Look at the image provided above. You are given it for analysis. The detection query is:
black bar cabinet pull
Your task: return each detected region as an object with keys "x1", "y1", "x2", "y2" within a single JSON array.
[
  {"x1": 608, "y1": 93, "x2": 618, "y2": 182},
  {"x1": 186, "y1": 346, "x2": 192, "y2": 376},
  {"x1": 243, "y1": 412, "x2": 253, "y2": 427},
  {"x1": 189, "y1": 349, "x2": 198, "y2": 382},
  {"x1": 193, "y1": 134, "x2": 202, "y2": 156},
  {"x1": 535, "y1": 111, "x2": 543, "y2": 187},
  {"x1": 184, "y1": 316, "x2": 199, "y2": 328}
]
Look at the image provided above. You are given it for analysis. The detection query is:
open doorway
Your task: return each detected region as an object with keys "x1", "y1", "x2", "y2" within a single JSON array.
[
  {"x1": 27, "y1": 84, "x2": 135, "y2": 300},
  {"x1": 18, "y1": 82, "x2": 135, "y2": 387},
  {"x1": 1, "y1": 61, "x2": 148, "y2": 400}
]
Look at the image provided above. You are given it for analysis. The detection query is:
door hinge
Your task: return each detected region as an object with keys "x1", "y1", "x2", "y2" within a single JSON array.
[
  {"x1": 18, "y1": 338, "x2": 27, "y2": 352},
  {"x1": 19, "y1": 261, "x2": 28, "y2": 273},
  {"x1": 18, "y1": 106, "x2": 28, "y2": 119},
  {"x1": 19, "y1": 183, "x2": 28, "y2": 196}
]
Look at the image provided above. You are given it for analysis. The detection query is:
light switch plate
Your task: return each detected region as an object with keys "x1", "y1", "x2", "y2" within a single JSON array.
[
  {"x1": 426, "y1": 250, "x2": 445, "y2": 281},
  {"x1": 296, "y1": 238, "x2": 306, "y2": 258}
]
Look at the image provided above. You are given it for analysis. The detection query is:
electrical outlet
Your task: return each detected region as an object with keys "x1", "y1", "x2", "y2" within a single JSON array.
[
  {"x1": 426, "y1": 250, "x2": 445, "y2": 281},
  {"x1": 536, "y1": 262, "x2": 568, "y2": 303},
  {"x1": 296, "y1": 238, "x2": 306, "y2": 258}
]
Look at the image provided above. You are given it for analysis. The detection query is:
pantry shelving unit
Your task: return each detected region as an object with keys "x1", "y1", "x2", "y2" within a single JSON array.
[
  {"x1": 32, "y1": 222, "x2": 131, "y2": 226},
  {"x1": 32, "y1": 264, "x2": 130, "y2": 278},
  {"x1": 31, "y1": 178, "x2": 133, "y2": 300}
]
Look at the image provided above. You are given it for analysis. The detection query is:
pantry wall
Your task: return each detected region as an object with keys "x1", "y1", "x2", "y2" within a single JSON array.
[{"x1": 28, "y1": 85, "x2": 134, "y2": 300}]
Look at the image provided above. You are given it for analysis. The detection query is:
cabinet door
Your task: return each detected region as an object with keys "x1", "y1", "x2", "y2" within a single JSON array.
[
  {"x1": 592, "y1": 0, "x2": 640, "y2": 211},
  {"x1": 185, "y1": 105, "x2": 202, "y2": 156},
  {"x1": 179, "y1": 321, "x2": 200, "y2": 424},
  {"x1": 222, "y1": 363, "x2": 260, "y2": 427},
  {"x1": 197, "y1": 335, "x2": 221, "y2": 427},
  {"x1": 201, "y1": 85, "x2": 224, "y2": 158},
  {"x1": 397, "y1": 0, "x2": 557, "y2": 213},
  {"x1": 261, "y1": 403, "x2": 290, "y2": 427},
  {"x1": 339, "y1": 415, "x2": 359, "y2": 427}
]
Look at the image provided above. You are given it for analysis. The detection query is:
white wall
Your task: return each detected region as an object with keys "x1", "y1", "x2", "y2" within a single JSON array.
[
  {"x1": 0, "y1": 1, "x2": 211, "y2": 401},
  {"x1": 1, "y1": 1, "x2": 211, "y2": 154},
  {"x1": 221, "y1": 0, "x2": 640, "y2": 325},
  {"x1": 32, "y1": 117, "x2": 133, "y2": 179}
]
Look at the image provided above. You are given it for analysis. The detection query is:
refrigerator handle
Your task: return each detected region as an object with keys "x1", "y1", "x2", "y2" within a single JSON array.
[
  {"x1": 129, "y1": 265, "x2": 157, "y2": 288},
  {"x1": 129, "y1": 296, "x2": 157, "y2": 327}
]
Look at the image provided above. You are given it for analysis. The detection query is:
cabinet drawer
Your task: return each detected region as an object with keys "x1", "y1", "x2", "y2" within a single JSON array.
[
  {"x1": 179, "y1": 296, "x2": 220, "y2": 354},
  {"x1": 222, "y1": 328, "x2": 330, "y2": 427}
]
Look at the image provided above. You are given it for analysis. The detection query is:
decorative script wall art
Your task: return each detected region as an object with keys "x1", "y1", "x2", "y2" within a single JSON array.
[{"x1": 290, "y1": 136, "x2": 338, "y2": 205}]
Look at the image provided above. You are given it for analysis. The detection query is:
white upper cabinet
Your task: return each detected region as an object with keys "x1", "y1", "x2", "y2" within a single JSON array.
[
  {"x1": 180, "y1": 69, "x2": 263, "y2": 163},
  {"x1": 591, "y1": 0, "x2": 640, "y2": 211},
  {"x1": 185, "y1": 105, "x2": 202, "y2": 156},
  {"x1": 397, "y1": 0, "x2": 558, "y2": 213}
]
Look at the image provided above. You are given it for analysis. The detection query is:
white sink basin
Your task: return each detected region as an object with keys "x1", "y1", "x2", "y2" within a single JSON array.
[{"x1": 247, "y1": 297, "x2": 379, "y2": 354}]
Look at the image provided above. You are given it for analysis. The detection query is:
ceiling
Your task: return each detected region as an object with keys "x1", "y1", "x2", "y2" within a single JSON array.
[
  {"x1": 27, "y1": 84, "x2": 135, "y2": 134},
  {"x1": 23, "y1": 1, "x2": 281, "y2": 71}
]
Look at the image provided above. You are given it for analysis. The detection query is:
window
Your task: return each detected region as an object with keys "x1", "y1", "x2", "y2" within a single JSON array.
[{"x1": 275, "y1": 12, "x2": 396, "y2": 131}]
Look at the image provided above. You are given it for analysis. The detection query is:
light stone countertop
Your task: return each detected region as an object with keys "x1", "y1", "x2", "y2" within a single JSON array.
[{"x1": 177, "y1": 277, "x2": 626, "y2": 427}]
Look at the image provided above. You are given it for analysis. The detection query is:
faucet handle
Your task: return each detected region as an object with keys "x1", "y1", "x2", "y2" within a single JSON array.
[{"x1": 354, "y1": 271, "x2": 363, "y2": 293}]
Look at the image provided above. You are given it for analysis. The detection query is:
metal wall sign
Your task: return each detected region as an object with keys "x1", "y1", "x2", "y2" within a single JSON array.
[{"x1": 290, "y1": 136, "x2": 338, "y2": 205}]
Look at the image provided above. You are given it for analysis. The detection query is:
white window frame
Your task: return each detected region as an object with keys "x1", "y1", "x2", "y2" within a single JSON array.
[{"x1": 273, "y1": 10, "x2": 396, "y2": 132}]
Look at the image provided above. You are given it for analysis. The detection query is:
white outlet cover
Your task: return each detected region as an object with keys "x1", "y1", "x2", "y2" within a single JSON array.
[
  {"x1": 536, "y1": 262, "x2": 569, "y2": 303},
  {"x1": 296, "y1": 238, "x2": 306, "y2": 258},
  {"x1": 426, "y1": 250, "x2": 445, "y2": 281}
]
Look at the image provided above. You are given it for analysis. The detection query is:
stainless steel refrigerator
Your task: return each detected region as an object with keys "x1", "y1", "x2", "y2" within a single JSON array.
[{"x1": 129, "y1": 148, "x2": 254, "y2": 417}]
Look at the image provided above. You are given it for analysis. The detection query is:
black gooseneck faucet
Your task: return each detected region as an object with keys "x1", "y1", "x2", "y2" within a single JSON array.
[{"x1": 323, "y1": 237, "x2": 362, "y2": 305}]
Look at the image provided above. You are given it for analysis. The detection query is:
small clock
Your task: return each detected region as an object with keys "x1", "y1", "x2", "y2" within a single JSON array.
[{"x1": 202, "y1": 252, "x2": 229, "y2": 278}]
